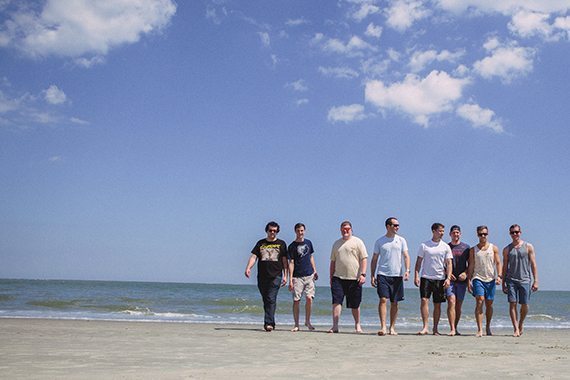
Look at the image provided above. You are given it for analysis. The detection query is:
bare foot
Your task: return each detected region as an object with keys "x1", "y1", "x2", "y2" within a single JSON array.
[
  {"x1": 327, "y1": 328, "x2": 339, "y2": 334},
  {"x1": 305, "y1": 323, "x2": 315, "y2": 331},
  {"x1": 389, "y1": 328, "x2": 398, "y2": 336},
  {"x1": 377, "y1": 328, "x2": 387, "y2": 336},
  {"x1": 265, "y1": 325, "x2": 274, "y2": 332},
  {"x1": 355, "y1": 324, "x2": 363, "y2": 333},
  {"x1": 291, "y1": 326, "x2": 300, "y2": 332},
  {"x1": 417, "y1": 329, "x2": 429, "y2": 335},
  {"x1": 455, "y1": 331, "x2": 462, "y2": 336},
  {"x1": 486, "y1": 329, "x2": 493, "y2": 336},
  {"x1": 433, "y1": 331, "x2": 441, "y2": 336},
  {"x1": 475, "y1": 331, "x2": 483, "y2": 337},
  {"x1": 448, "y1": 330, "x2": 456, "y2": 336},
  {"x1": 519, "y1": 326, "x2": 524, "y2": 336},
  {"x1": 513, "y1": 330, "x2": 520, "y2": 337}
]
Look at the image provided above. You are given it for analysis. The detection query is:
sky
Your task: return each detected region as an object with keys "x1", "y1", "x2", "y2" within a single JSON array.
[{"x1": 1, "y1": 0, "x2": 569, "y2": 290}]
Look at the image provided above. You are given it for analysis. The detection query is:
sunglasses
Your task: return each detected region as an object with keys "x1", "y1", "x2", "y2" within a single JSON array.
[
  {"x1": 478, "y1": 233, "x2": 488, "y2": 237},
  {"x1": 268, "y1": 229, "x2": 278, "y2": 233},
  {"x1": 390, "y1": 224, "x2": 400, "y2": 227},
  {"x1": 510, "y1": 230, "x2": 521, "y2": 235}
]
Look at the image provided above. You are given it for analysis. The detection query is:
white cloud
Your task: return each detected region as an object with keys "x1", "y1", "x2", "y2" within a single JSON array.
[
  {"x1": 296, "y1": 98, "x2": 309, "y2": 106},
  {"x1": 365, "y1": 22, "x2": 383, "y2": 38},
  {"x1": 285, "y1": 79, "x2": 308, "y2": 92},
  {"x1": 44, "y1": 85, "x2": 66, "y2": 105},
  {"x1": 352, "y1": 3, "x2": 381, "y2": 22},
  {"x1": 435, "y1": 1, "x2": 570, "y2": 15},
  {"x1": 70, "y1": 117, "x2": 89, "y2": 125},
  {"x1": 322, "y1": 35, "x2": 376, "y2": 56},
  {"x1": 386, "y1": 0, "x2": 431, "y2": 32},
  {"x1": 327, "y1": 104, "x2": 366, "y2": 123},
  {"x1": 554, "y1": 16, "x2": 570, "y2": 39},
  {"x1": 318, "y1": 66, "x2": 359, "y2": 79},
  {"x1": 286, "y1": 18, "x2": 309, "y2": 27},
  {"x1": 206, "y1": 6, "x2": 227, "y2": 25},
  {"x1": 258, "y1": 32, "x2": 270, "y2": 47},
  {"x1": 365, "y1": 70, "x2": 470, "y2": 127},
  {"x1": 408, "y1": 49, "x2": 464, "y2": 73},
  {"x1": 0, "y1": 0, "x2": 176, "y2": 59},
  {"x1": 74, "y1": 55, "x2": 105, "y2": 68},
  {"x1": 509, "y1": 10, "x2": 553, "y2": 39},
  {"x1": 457, "y1": 103, "x2": 504, "y2": 133},
  {"x1": 474, "y1": 40, "x2": 535, "y2": 82}
]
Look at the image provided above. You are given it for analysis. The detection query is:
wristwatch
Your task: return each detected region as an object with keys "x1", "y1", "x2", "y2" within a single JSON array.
[{"x1": 360, "y1": 273, "x2": 366, "y2": 278}]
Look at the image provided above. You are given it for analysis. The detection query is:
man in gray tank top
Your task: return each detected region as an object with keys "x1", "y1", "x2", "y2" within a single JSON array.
[{"x1": 501, "y1": 224, "x2": 539, "y2": 337}]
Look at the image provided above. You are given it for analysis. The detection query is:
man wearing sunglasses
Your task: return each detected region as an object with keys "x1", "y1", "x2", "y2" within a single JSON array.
[
  {"x1": 329, "y1": 220, "x2": 368, "y2": 333},
  {"x1": 245, "y1": 221, "x2": 288, "y2": 332},
  {"x1": 446, "y1": 225, "x2": 470, "y2": 336},
  {"x1": 370, "y1": 217, "x2": 410, "y2": 336},
  {"x1": 502, "y1": 224, "x2": 539, "y2": 337}
]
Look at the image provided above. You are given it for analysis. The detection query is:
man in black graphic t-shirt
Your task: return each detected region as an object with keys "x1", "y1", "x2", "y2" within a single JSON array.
[{"x1": 245, "y1": 221, "x2": 288, "y2": 331}]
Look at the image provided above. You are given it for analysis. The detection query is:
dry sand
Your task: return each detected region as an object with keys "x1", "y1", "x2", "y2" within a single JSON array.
[{"x1": 0, "y1": 318, "x2": 568, "y2": 379}]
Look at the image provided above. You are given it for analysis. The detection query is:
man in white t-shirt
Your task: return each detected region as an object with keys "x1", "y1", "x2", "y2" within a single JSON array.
[
  {"x1": 414, "y1": 223, "x2": 453, "y2": 335},
  {"x1": 370, "y1": 217, "x2": 410, "y2": 336}
]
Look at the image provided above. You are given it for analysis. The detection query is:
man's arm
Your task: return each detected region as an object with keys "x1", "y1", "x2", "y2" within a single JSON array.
[
  {"x1": 329, "y1": 260, "x2": 335, "y2": 287},
  {"x1": 370, "y1": 253, "x2": 379, "y2": 287},
  {"x1": 288, "y1": 259, "x2": 295, "y2": 291},
  {"x1": 493, "y1": 245, "x2": 502, "y2": 285},
  {"x1": 528, "y1": 243, "x2": 539, "y2": 291},
  {"x1": 281, "y1": 255, "x2": 288, "y2": 287},
  {"x1": 310, "y1": 255, "x2": 318, "y2": 280},
  {"x1": 444, "y1": 258, "x2": 452, "y2": 288},
  {"x1": 414, "y1": 256, "x2": 423, "y2": 287},
  {"x1": 244, "y1": 254, "x2": 257, "y2": 278},
  {"x1": 403, "y1": 250, "x2": 410, "y2": 281},
  {"x1": 502, "y1": 246, "x2": 509, "y2": 293},
  {"x1": 358, "y1": 257, "x2": 368, "y2": 285},
  {"x1": 467, "y1": 248, "x2": 475, "y2": 293}
]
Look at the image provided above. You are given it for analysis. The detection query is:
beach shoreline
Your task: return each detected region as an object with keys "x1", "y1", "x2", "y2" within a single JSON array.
[{"x1": 1, "y1": 318, "x2": 568, "y2": 379}]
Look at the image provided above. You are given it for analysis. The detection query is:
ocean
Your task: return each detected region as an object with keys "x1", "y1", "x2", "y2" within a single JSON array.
[{"x1": 1, "y1": 279, "x2": 568, "y2": 330}]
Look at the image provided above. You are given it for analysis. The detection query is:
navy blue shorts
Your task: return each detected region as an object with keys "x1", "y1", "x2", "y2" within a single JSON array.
[
  {"x1": 419, "y1": 278, "x2": 446, "y2": 303},
  {"x1": 376, "y1": 275, "x2": 404, "y2": 303},
  {"x1": 331, "y1": 276, "x2": 362, "y2": 309}
]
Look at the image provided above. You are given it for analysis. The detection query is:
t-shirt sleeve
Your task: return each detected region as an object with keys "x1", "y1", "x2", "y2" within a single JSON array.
[
  {"x1": 251, "y1": 240, "x2": 261, "y2": 257},
  {"x1": 287, "y1": 243, "x2": 294, "y2": 260},
  {"x1": 417, "y1": 244, "x2": 425, "y2": 258},
  {"x1": 330, "y1": 242, "x2": 337, "y2": 261},
  {"x1": 279, "y1": 241, "x2": 288, "y2": 260},
  {"x1": 308, "y1": 241, "x2": 315, "y2": 255},
  {"x1": 445, "y1": 245, "x2": 453, "y2": 260},
  {"x1": 359, "y1": 239, "x2": 368, "y2": 259},
  {"x1": 401, "y1": 237, "x2": 408, "y2": 252},
  {"x1": 373, "y1": 239, "x2": 380, "y2": 255}
]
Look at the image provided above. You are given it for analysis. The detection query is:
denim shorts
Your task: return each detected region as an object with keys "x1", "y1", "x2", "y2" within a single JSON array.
[
  {"x1": 506, "y1": 280, "x2": 531, "y2": 304},
  {"x1": 472, "y1": 279, "x2": 496, "y2": 300}
]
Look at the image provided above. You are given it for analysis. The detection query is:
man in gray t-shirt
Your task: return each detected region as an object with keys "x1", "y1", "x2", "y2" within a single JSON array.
[
  {"x1": 370, "y1": 217, "x2": 410, "y2": 336},
  {"x1": 501, "y1": 224, "x2": 539, "y2": 337}
]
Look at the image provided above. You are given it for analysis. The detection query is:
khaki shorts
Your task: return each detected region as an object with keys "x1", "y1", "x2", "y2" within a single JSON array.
[{"x1": 292, "y1": 274, "x2": 316, "y2": 301}]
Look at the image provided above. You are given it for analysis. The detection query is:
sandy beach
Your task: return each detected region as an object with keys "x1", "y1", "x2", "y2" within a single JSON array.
[{"x1": 0, "y1": 318, "x2": 568, "y2": 379}]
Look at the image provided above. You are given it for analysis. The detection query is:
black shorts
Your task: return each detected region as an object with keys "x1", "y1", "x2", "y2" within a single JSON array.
[
  {"x1": 331, "y1": 276, "x2": 362, "y2": 309},
  {"x1": 376, "y1": 275, "x2": 404, "y2": 303},
  {"x1": 420, "y1": 278, "x2": 446, "y2": 303}
]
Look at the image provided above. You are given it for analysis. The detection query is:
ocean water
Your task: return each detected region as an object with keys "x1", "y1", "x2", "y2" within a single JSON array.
[{"x1": 0, "y1": 279, "x2": 568, "y2": 330}]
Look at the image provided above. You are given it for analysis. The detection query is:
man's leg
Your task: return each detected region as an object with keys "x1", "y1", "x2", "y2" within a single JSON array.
[
  {"x1": 509, "y1": 302, "x2": 520, "y2": 336},
  {"x1": 351, "y1": 307, "x2": 362, "y2": 333},
  {"x1": 447, "y1": 294, "x2": 457, "y2": 336},
  {"x1": 418, "y1": 298, "x2": 430, "y2": 335},
  {"x1": 291, "y1": 300, "x2": 300, "y2": 332},
  {"x1": 305, "y1": 296, "x2": 315, "y2": 330},
  {"x1": 519, "y1": 303, "x2": 529, "y2": 335},
  {"x1": 378, "y1": 298, "x2": 388, "y2": 335},
  {"x1": 455, "y1": 299, "x2": 464, "y2": 333},
  {"x1": 389, "y1": 302, "x2": 399, "y2": 335},
  {"x1": 475, "y1": 296, "x2": 484, "y2": 337},
  {"x1": 264, "y1": 276, "x2": 281, "y2": 331},
  {"x1": 485, "y1": 299, "x2": 494, "y2": 336},
  {"x1": 330, "y1": 303, "x2": 341, "y2": 333},
  {"x1": 433, "y1": 302, "x2": 441, "y2": 335}
]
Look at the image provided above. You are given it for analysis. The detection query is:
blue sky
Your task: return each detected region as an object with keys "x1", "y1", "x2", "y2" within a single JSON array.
[{"x1": 1, "y1": 1, "x2": 569, "y2": 290}]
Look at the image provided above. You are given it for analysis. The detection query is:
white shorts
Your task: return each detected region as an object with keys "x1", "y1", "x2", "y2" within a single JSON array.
[{"x1": 292, "y1": 274, "x2": 316, "y2": 301}]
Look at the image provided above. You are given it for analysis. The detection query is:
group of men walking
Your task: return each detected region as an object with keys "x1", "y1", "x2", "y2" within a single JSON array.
[{"x1": 244, "y1": 219, "x2": 539, "y2": 337}]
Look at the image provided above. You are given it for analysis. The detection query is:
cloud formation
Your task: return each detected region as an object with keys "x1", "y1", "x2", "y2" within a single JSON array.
[
  {"x1": 0, "y1": 0, "x2": 176, "y2": 60},
  {"x1": 473, "y1": 39, "x2": 535, "y2": 82},
  {"x1": 456, "y1": 103, "x2": 504, "y2": 133},
  {"x1": 386, "y1": 0, "x2": 430, "y2": 31},
  {"x1": 328, "y1": 104, "x2": 366, "y2": 123},
  {"x1": 365, "y1": 70, "x2": 470, "y2": 126},
  {"x1": 44, "y1": 85, "x2": 66, "y2": 105}
]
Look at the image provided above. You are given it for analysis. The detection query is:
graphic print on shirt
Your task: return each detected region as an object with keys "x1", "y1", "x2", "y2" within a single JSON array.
[
  {"x1": 296, "y1": 243, "x2": 310, "y2": 258},
  {"x1": 259, "y1": 244, "x2": 282, "y2": 261}
]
